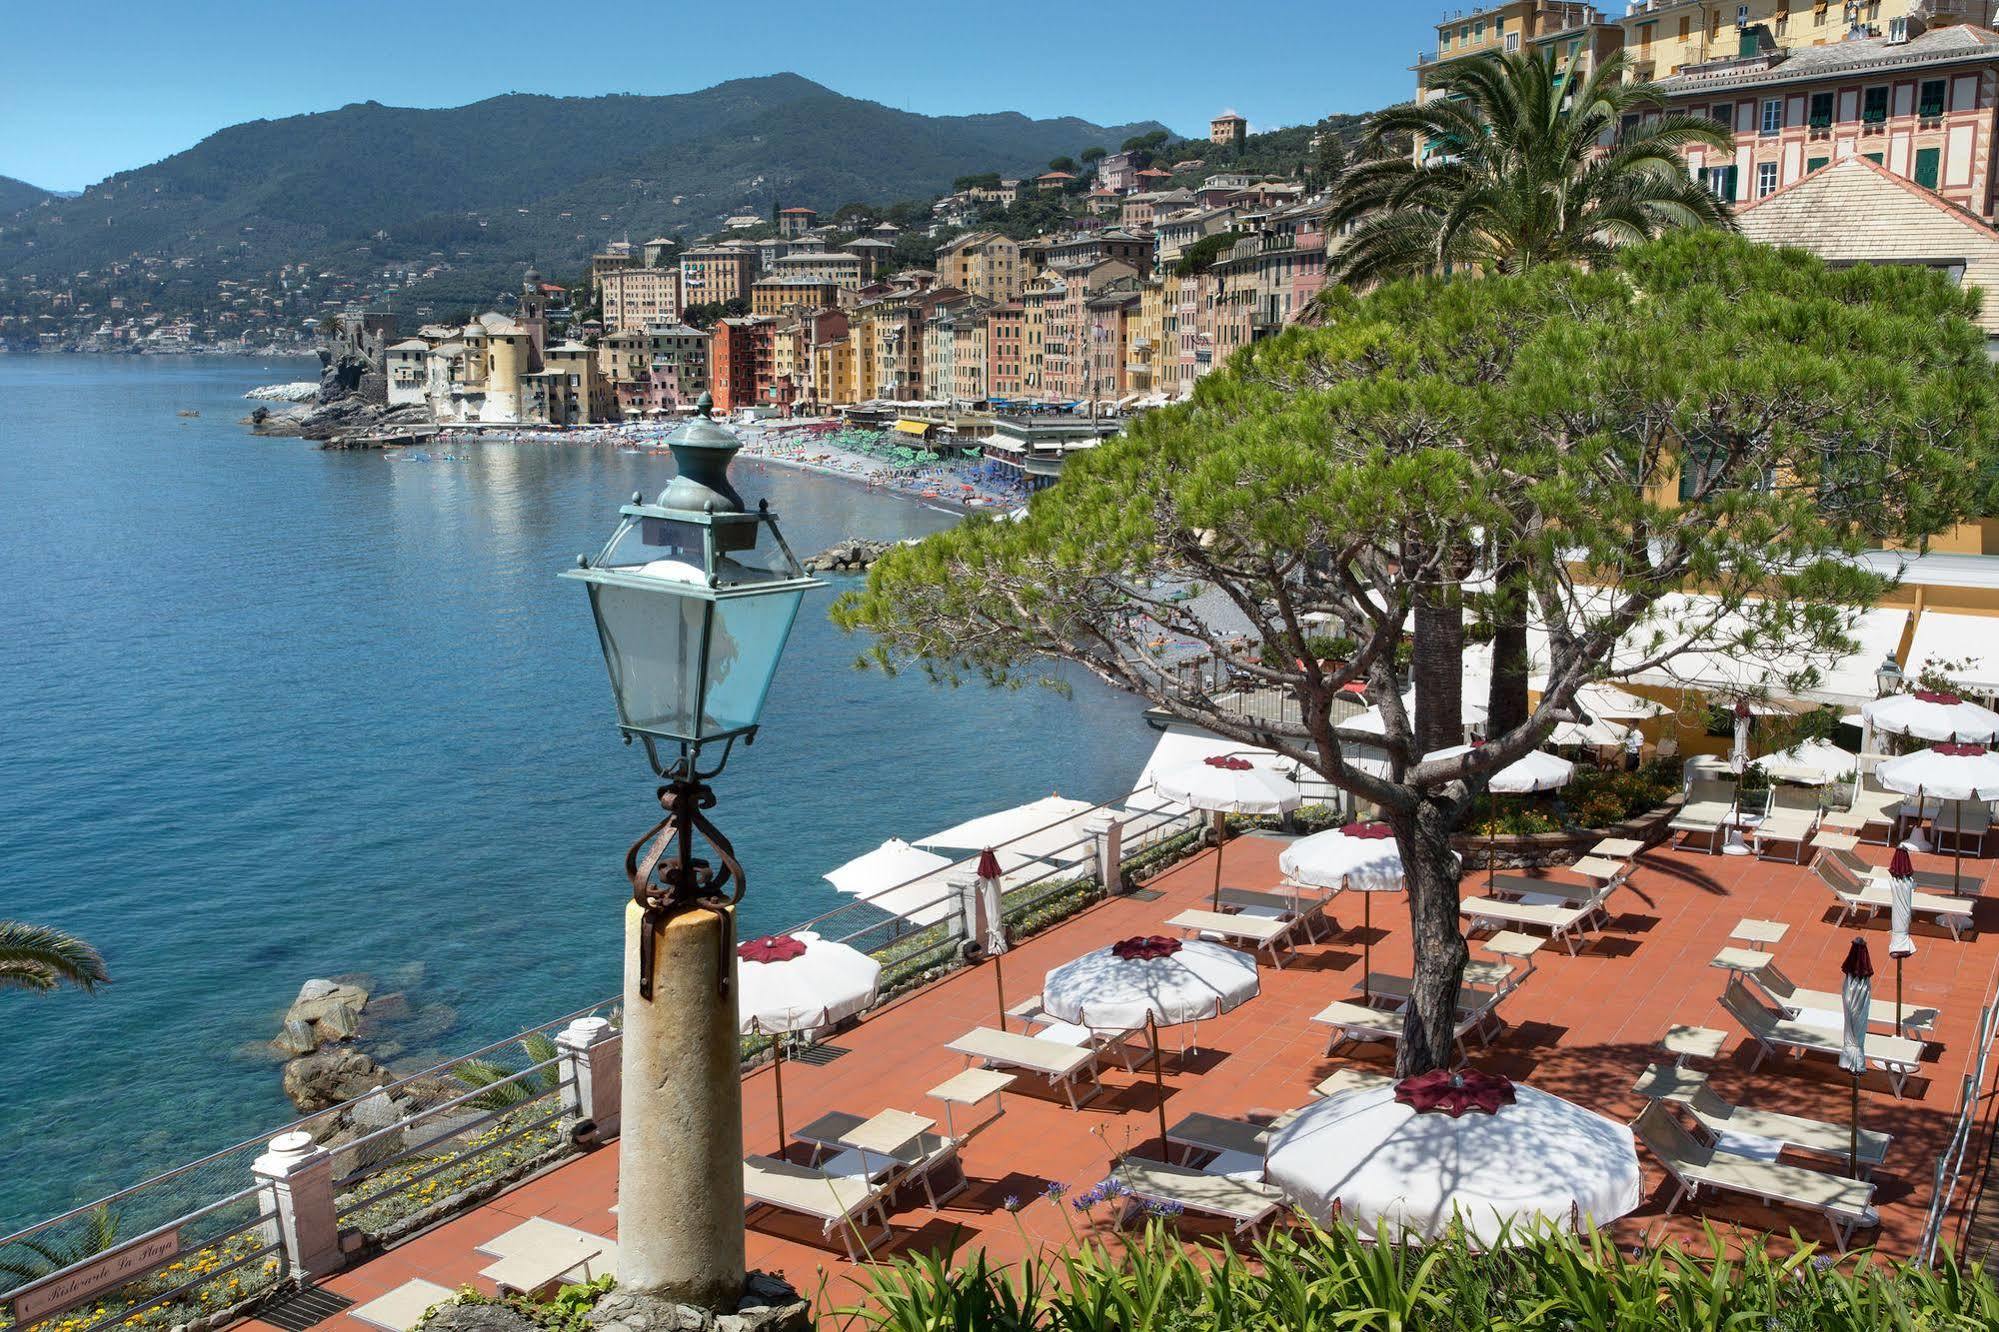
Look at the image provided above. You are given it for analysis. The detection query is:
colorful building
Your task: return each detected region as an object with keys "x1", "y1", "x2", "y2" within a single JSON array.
[
  {"x1": 679, "y1": 246, "x2": 757, "y2": 308},
  {"x1": 599, "y1": 267, "x2": 682, "y2": 333}
]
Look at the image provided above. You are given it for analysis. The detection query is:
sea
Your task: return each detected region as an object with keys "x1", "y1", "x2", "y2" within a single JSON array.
[{"x1": 0, "y1": 356, "x2": 1152, "y2": 1230}]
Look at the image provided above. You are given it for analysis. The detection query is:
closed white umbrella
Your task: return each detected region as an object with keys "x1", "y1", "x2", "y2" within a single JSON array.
[
  {"x1": 1266, "y1": 1071, "x2": 1642, "y2": 1244},
  {"x1": 1888, "y1": 843, "x2": 1917, "y2": 1032},
  {"x1": 1862, "y1": 689, "x2": 1999, "y2": 744},
  {"x1": 1156, "y1": 754, "x2": 1302, "y2": 909},
  {"x1": 1730, "y1": 701, "x2": 1753, "y2": 775},
  {"x1": 738, "y1": 931, "x2": 882, "y2": 1151},
  {"x1": 1280, "y1": 821, "x2": 1403, "y2": 991},
  {"x1": 1044, "y1": 935, "x2": 1258, "y2": 1148},
  {"x1": 1875, "y1": 742, "x2": 1999, "y2": 879},
  {"x1": 1839, "y1": 939, "x2": 1874, "y2": 1178},
  {"x1": 974, "y1": 847, "x2": 1011, "y2": 1028}
]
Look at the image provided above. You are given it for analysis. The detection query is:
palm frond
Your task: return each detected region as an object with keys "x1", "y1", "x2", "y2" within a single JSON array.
[{"x1": 0, "y1": 922, "x2": 109, "y2": 994}]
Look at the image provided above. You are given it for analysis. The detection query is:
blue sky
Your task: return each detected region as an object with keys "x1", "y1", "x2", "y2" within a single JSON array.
[{"x1": 2, "y1": 1, "x2": 1436, "y2": 192}]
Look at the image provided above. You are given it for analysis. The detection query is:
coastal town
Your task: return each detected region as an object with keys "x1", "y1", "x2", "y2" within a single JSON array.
[{"x1": 15, "y1": 3, "x2": 1999, "y2": 1332}]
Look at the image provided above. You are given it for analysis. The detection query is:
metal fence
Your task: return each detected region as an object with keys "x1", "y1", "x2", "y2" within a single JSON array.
[{"x1": 1917, "y1": 958, "x2": 1999, "y2": 1263}]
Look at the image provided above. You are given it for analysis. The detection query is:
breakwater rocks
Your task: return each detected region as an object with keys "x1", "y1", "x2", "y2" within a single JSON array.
[{"x1": 804, "y1": 537, "x2": 907, "y2": 572}]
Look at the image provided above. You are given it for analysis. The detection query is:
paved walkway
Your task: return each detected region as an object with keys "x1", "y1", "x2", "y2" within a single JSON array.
[{"x1": 251, "y1": 831, "x2": 1999, "y2": 1331}]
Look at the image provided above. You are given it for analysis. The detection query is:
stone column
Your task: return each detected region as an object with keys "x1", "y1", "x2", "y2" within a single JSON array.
[
  {"x1": 251, "y1": 1131, "x2": 343, "y2": 1281},
  {"x1": 1086, "y1": 813, "x2": 1123, "y2": 893},
  {"x1": 556, "y1": 1015, "x2": 622, "y2": 1140},
  {"x1": 617, "y1": 901, "x2": 744, "y2": 1308},
  {"x1": 947, "y1": 871, "x2": 980, "y2": 951}
]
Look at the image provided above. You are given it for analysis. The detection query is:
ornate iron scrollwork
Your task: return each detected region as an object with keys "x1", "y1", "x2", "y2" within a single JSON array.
[{"x1": 624, "y1": 779, "x2": 745, "y2": 1001}]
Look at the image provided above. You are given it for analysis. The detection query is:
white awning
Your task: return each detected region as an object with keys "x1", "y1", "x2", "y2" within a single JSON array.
[
  {"x1": 1905, "y1": 611, "x2": 1999, "y2": 692},
  {"x1": 917, "y1": 795, "x2": 1098, "y2": 861}
]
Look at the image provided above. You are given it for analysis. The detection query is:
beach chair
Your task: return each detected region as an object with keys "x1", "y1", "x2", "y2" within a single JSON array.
[
  {"x1": 946, "y1": 1027, "x2": 1103, "y2": 1110},
  {"x1": 1754, "y1": 785, "x2": 1822, "y2": 864},
  {"x1": 1822, "y1": 846, "x2": 1986, "y2": 898},
  {"x1": 1631, "y1": 1065, "x2": 1892, "y2": 1175},
  {"x1": 1004, "y1": 993, "x2": 1141, "y2": 1072},
  {"x1": 1110, "y1": 1158, "x2": 1284, "y2": 1236},
  {"x1": 1715, "y1": 950, "x2": 1939, "y2": 1040},
  {"x1": 1632, "y1": 1105, "x2": 1878, "y2": 1250},
  {"x1": 1165, "y1": 907, "x2": 1299, "y2": 968},
  {"x1": 1312, "y1": 998, "x2": 1484, "y2": 1058},
  {"x1": 1812, "y1": 855, "x2": 1974, "y2": 941},
  {"x1": 1670, "y1": 779, "x2": 1738, "y2": 854},
  {"x1": 1458, "y1": 894, "x2": 1600, "y2": 955},
  {"x1": 1165, "y1": 1112, "x2": 1271, "y2": 1166},
  {"x1": 1314, "y1": 1067, "x2": 1395, "y2": 1098},
  {"x1": 475, "y1": 1220, "x2": 617, "y2": 1298},
  {"x1": 1217, "y1": 886, "x2": 1334, "y2": 942},
  {"x1": 1716, "y1": 977, "x2": 1923, "y2": 1097},
  {"x1": 1822, "y1": 774, "x2": 1905, "y2": 845},
  {"x1": 1352, "y1": 971, "x2": 1516, "y2": 1044},
  {"x1": 742, "y1": 1155, "x2": 893, "y2": 1261},
  {"x1": 1488, "y1": 869, "x2": 1621, "y2": 930},
  {"x1": 788, "y1": 1110, "x2": 968, "y2": 1209},
  {"x1": 1931, "y1": 800, "x2": 1993, "y2": 859}
]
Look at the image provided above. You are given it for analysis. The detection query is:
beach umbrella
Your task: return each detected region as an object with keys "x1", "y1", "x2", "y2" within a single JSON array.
[
  {"x1": 824, "y1": 838, "x2": 956, "y2": 925},
  {"x1": 974, "y1": 847, "x2": 1012, "y2": 1028},
  {"x1": 1889, "y1": 843, "x2": 1917, "y2": 1032},
  {"x1": 918, "y1": 794, "x2": 1098, "y2": 860},
  {"x1": 1427, "y1": 744, "x2": 1576, "y2": 892},
  {"x1": 1839, "y1": 938, "x2": 1874, "y2": 1178},
  {"x1": 1754, "y1": 738, "x2": 1859, "y2": 785},
  {"x1": 738, "y1": 932, "x2": 882, "y2": 1153},
  {"x1": 1043, "y1": 935, "x2": 1259, "y2": 1150},
  {"x1": 1265, "y1": 1070, "x2": 1641, "y2": 1244},
  {"x1": 1280, "y1": 821, "x2": 1403, "y2": 991},
  {"x1": 1862, "y1": 689, "x2": 1999, "y2": 745},
  {"x1": 1729, "y1": 701, "x2": 1753, "y2": 775},
  {"x1": 1155, "y1": 754, "x2": 1301, "y2": 909},
  {"x1": 1875, "y1": 742, "x2": 1999, "y2": 880}
]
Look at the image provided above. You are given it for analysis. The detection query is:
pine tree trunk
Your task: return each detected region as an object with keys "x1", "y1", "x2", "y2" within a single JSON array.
[
  {"x1": 1413, "y1": 586, "x2": 1464, "y2": 756},
  {"x1": 1393, "y1": 797, "x2": 1471, "y2": 1076},
  {"x1": 1487, "y1": 558, "x2": 1531, "y2": 738}
]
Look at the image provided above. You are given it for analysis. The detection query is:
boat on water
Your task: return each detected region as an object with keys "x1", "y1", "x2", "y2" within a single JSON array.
[{"x1": 176, "y1": 409, "x2": 200, "y2": 417}]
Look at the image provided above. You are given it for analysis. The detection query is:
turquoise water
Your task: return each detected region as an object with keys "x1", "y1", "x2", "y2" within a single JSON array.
[{"x1": 0, "y1": 357, "x2": 1151, "y2": 1228}]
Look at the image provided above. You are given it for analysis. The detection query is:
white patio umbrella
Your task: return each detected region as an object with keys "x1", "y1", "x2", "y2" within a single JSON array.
[
  {"x1": 1043, "y1": 935, "x2": 1259, "y2": 1149},
  {"x1": 738, "y1": 931, "x2": 883, "y2": 1151},
  {"x1": 1566, "y1": 682, "x2": 1670, "y2": 722},
  {"x1": 825, "y1": 838, "x2": 956, "y2": 925},
  {"x1": 1754, "y1": 738, "x2": 1858, "y2": 785},
  {"x1": 918, "y1": 795, "x2": 1097, "y2": 860},
  {"x1": 1155, "y1": 754, "x2": 1302, "y2": 909},
  {"x1": 1875, "y1": 742, "x2": 1999, "y2": 879},
  {"x1": 1279, "y1": 821, "x2": 1403, "y2": 990},
  {"x1": 1863, "y1": 689, "x2": 1999, "y2": 745},
  {"x1": 1888, "y1": 843, "x2": 1918, "y2": 1031},
  {"x1": 1266, "y1": 1071, "x2": 1642, "y2": 1244},
  {"x1": 1427, "y1": 744, "x2": 1576, "y2": 892},
  {"x1": 1838, "y1": 938, "x2": 1874, "y2": 1178}
]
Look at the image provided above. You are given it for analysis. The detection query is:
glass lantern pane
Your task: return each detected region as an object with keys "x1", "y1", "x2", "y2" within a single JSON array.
[
  {"x1": 588, "y1": 580, "x2": 711, "y2": 742},
  {"x1": 698, "y1": 588, "x2": 807, "y2": 740}
]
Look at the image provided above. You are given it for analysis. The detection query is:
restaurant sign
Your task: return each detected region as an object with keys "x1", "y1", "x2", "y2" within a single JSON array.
[{"x1": 6, "y1": 1229, "x2": 182, "y2": 1326}]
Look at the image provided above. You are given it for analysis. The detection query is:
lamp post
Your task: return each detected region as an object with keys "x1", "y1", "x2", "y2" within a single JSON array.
[
  {"x1": 563, "y1": 393, "x2": 820, "y2": 1309},
  {"x1": 1875, "y1": 653, "x2": 1905, "y2": 698}
]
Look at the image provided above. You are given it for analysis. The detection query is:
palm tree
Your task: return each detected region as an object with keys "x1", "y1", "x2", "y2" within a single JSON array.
[
  {"x1": 0, "y1": 1207, "x2": 119, "y2": 1291},
  {"x1": 452, "y1": 1033, "x2": 560, "y2": 1112},
  {"x1": 0, "y1": 921, "x2": 110, "y2": 994},
  {"x1": 1330, "y1": 48, "x2": 1735, "y2": 285}
]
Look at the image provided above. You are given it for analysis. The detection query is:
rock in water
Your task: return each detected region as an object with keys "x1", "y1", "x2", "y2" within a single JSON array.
[
  {"x1": 283, "y1": 1049, "x2": 393, "y2": 1113},
  {"x1": 274, "y1": 1017, "x2": 319, "y2": 1057}
]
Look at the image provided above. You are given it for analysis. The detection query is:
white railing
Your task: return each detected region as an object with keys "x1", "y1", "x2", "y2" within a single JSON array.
[{"x1": 1917, "y1": 949, "x2": 1999, "y2": 1262}]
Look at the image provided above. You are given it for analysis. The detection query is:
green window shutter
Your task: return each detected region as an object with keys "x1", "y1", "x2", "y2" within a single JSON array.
[
  {"x1": 1915, "y1": 147, "x2": 1941, "y2": 189},
  {"x1": 1920, "y1": 80, "x2": 1947, "y2": 118},
  {"x1": 1864, "y1": 151, "x2": 1885, "y2": 165},
  {"x1": 1807, "y1": 156, "x2": 1829, "y2": 175},
  {"x1": 1723, "y1": 164, "x2": 1739, "y2": 200}
]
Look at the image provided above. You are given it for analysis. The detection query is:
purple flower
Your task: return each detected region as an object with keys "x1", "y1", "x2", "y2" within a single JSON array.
[
  {"x1": 1001, "y1": 1195, "x2": 1021, "y2": 1212},
  {"x1": 1148, "y1": 1201, "x2": 1185, "y2": 1218},
  {"x1": 1102, "y1": 1178, "x2": 1133, "y2": 1199},
  {"x1": 1043, "y1": 1181, "x2": 1067, "y2": 1200}
]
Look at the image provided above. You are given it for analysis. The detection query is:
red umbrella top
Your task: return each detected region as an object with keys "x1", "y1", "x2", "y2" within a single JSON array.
[
  {"x1": 1937, "y1": 741, "x2": 1989, "y2": 757},
  {"x1": 1339, "y1": 821, "x2": 1395, "y2": 840},
  {"x1": 738, "y1": 934, "x2": 808, "y2": 964},
  {"x1": 1395, "y1": 1068, "x2": 1516, "y2": 1117},
  {"x1": 976, "y1": 846, "x2": 1003, "y2": 879},
  {"x1": 1889, "y1": 846, "x2": 1915, "y2": 878},
  {"x1": 1110, "y1": 935, "x2": 1183, "y2": 961},
  {"x1": 1204, "y1": 755, "x2": 1254, "y2": 771},
  {"x1": 1915, "y1": 689, "x2": 1965, "y2": 706},
  {"x1": 1841, "y1": 938, "x2": 1875, "y2": 981}
]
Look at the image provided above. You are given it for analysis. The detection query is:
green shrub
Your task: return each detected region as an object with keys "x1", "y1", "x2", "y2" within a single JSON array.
[{"x1": 832, "y1": 1215, "x2": 1999, "y2": 1331}]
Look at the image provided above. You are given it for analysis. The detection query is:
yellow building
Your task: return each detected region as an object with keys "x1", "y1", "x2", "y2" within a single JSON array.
[
  {"x1": 935, "y1": 232, "x2": 1025, "y2": 303},
  {"x1": 1419, "y1": 3, "x2": 1623, "y2": 101},
  {"x1": 1020, "y1": 269, "x2": 1061, "y2": 397},
  {"x1": 1617, "y1": 1, "x2": 1995, "y2": 79},
  {"x1": 813, "y1": 337, "x2": 858, "y2": 407},
  {"x1": 750, "y1": 278, "x2": 844, "y2": 318}
]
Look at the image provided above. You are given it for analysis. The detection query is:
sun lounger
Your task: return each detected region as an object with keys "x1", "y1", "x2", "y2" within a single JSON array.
[
  {"x1": 742, "y1": 1155, "x2": 893, "y2": 1261},
  {"x1": 1631, "y1": 1065, "x2": 1892, "y2": 1174},
  {"x1": 1633, "y1": 1104, "x2": 1877, "y2": 1249},
  {"x1": 1717, "y1": 977, "x2": 1923, "y2": 1096},
  {"x1": 1353, "y1": 971, "x2": 1516, "y2": 1043},
  {"x1": 1754, "y1": 786, "x2": 1822, "y2": 864},
  {"x1": 1930, "y1": 800, "x2": 1993, "y2": 858},
  {"x1": 1110, "y1": 1157, "x2": 1284, "y2": 1236},
  {"x1": 1813, "y1": 856, "x2": 1974, "y2": 940},
  {"x1": 1824, "y1": 846, "x2": 1986, "y2": 898},
  {"x1": 946, "y1": 1027, "x2": 1102, "y2": 1110},
  {"x1": 1312, "y1": 998, "x2": 1483, "y2": 1057},
  {"x1": 1165, "y1": 1112, "x2": 1271, "y2": 1165},
  {"x1": 1823, "y1": 780, "x2": 1903, "y2": 845},
  {"x1": 1217, "y1": 886, "x2": 1334, "y2": 942},
  {"x1": 1003, "y1": 993, "x2": 1141, "y2": 1072},
  {"x1": 788, "y1": 1110, "x2": 967, "y2": 1209},
  {"x1": 1165, "y1": 908, "x2": 1298, "y2": 968},
  {"x1": 1488, "y1": 872, "x2": 1619, "y2": 929},
  {"x1": 1710, "y1": 950, "x2": 1939, "y2": 1039},
  {"x1": 1314, "y1": 1067, "x2": 1395, "y2": 1098},
  {"x1": 475, "y1": 1220, "x2": 616, "y2": 1297},
  {"x1": 1670, "y1": 779, "x2": 1738, "y2": 854},
  {"x1": 1459, "y1": 894, "x2": 1600, "y2": 955}
]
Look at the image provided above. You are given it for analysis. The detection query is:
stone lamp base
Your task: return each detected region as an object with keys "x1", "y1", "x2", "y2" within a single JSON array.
[{"x1": 586, "y1": 1273, "x2": 809, "y2": 1332}]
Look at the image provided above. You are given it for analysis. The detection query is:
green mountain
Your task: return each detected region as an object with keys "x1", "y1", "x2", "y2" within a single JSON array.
[
  {"x1": 0, "y1": 175, "x2": 52, "y2": 217},
  {"x1": 0, "y1": 74, "x2": 1163, "y2": 311}
]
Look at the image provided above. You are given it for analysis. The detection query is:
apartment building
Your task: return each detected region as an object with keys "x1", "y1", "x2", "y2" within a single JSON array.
[
  {"x1": 766, "y1": 251, "x2": 866, "y2": 293},
  {"x1": 598, "y1": 266, "x2": 681, "y2": 332},
  {"x1": 709, "y1": 315, "x2": 777, "y2": 414},
  {"x1": 985, "y1": 301, "x2": 1027, "y2": 398},
  {"x1": 935, "y1": 232, "x2": 1025, "y2": 302},
  {"x1": 1210, "y1": 113, "x2": 1248, "y2": 146},
  {"x1": 1084, "y1": 280, "x2": 1143, "y2": 405},
  {"x1": 1047, "y1": 229, "x2": 1155, "y2": 275},
  {"x1": 844, "y1": 237, "x2": 894, "y2": 282},
  {"x1": 1418, "y1": 2, "x2": 1622, "y2": 101},
  {"x1": 777, "y1": 206, "x2": 818, "y2": 238},
  {"x1": 646, "y1": 322, "x2": 709, "y2": 409},
  {"x1": 1155, "y1": 205, "x2": 1238, "y2": 269},
  {"x1": 1658, "y1": 21, "x2": 1999, "y2": 216},
  {"x1": 750, "y1": 277, "x2": 846, "y2": 317},
  {"x1": 1042, "y1": 261, "x2": 1139, "y2": 401},
  {"x1": 679, "y1": 246, "x2": 757, "y2": 307},
  {"x1": 921, "y1": 297, "x2": 991, "y2": 404}
]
